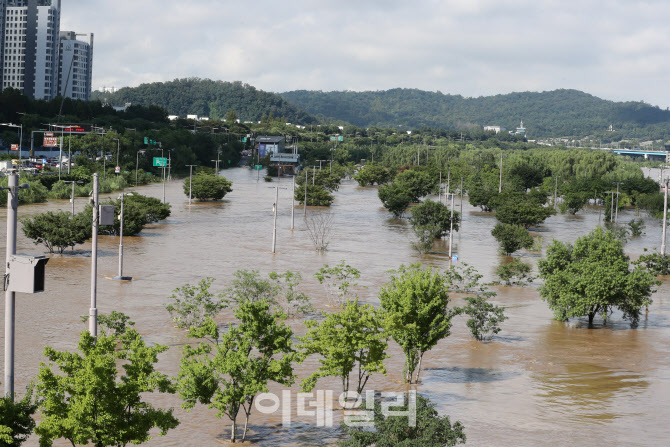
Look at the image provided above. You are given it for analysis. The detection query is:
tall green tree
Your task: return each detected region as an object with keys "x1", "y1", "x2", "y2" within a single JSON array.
[
  {"x1": 35, "y1": 329, "x2": 179, "y2": 446},
  {"x1": 410, "y1": 199, "x2": 460, "y2": 237},
  {"x1": 538, "y1": 227, "x2": 657, "y2": 326},
  {"x1": 184, "y1": 173, "x2": 233, "y2": 200},
  {"x1": 0, "y1": 386, "x2": 37, "y2": 447},
  {"x1": 21, "y1": 211, "x2": 91, "y2": 254},
  {"x1": 379, "y1": 265, "x2": 456, "y2": 384},
  {"x1": 299, "y1": 299, "x2": 388, "y2": 395},
  {"x1": 177, "y1": 301, "x2": 295, "y2": 443},
  {"x1": 491, "y1": 223, "x2": 534, "y2": 255}
]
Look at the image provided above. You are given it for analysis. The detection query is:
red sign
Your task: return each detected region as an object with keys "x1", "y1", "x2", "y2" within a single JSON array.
[
  {"x1": 43, "y1": 137, "x2": 58, "y2": 147},
  {"x1": 10, "y1": 144, "x2": 18, "y2": 151}
]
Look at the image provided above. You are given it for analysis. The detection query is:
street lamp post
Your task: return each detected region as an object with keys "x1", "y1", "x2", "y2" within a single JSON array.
[
  {"x1": 90, "y1": 174, "x2": 99, "y2": 337},
  {"x1": 63, "y1": 180, "x2": 82, "y2": 216},
  {"x1": 0, "y1": 123, "x2": 23, "y2": 170},
  {"x1": 186, "y1": 165, "x2": 197, "y2": 205},
  {"x1": 135, "y1": 150, "x2": 145, "y2": 186},
  {"x1": 113, "y1": 192, "x2": 133, "y2": 281},
  {"x1": 211, "y1": 150, "x2": 221, "y2": 176},
  {"x1": 662, "y1": 179, "x2": 668, "y2": 256},
  {"x1": 3, "y1": 174, "x2": 30, "y2": 399},
  {"x1": 113, "y1": 138, "x2": 120, "y2": 172}
]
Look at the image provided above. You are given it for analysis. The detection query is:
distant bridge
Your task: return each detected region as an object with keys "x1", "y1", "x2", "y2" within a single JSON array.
[{"x1": 582, "y1": 146, "x2": 670, "y2": 162}]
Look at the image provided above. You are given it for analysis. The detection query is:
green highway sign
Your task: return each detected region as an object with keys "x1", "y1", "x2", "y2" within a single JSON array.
[
  {"x1": 330, "y1": 136, "x2": 337, "y2": 141},
  {"x1": 338, "y1": 136, "x2": 344, "y2": 141},
  {"x1": 153, "y1": 157, "x2": 168, "y2": 167},
  {"x1": 254, "y1": 165, "x2": 263, "y2": 170},
  {"x1": 242, "y1": 137, "x2": 247, "y2": 143}
]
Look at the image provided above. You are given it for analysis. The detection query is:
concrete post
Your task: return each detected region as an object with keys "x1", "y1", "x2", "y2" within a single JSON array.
[
  {"x1": 89, "y1": 174, "x2": 99, "y2": 337},
  {"x1": 4, "y1": 174, "x2": 18, "y2": 398}
]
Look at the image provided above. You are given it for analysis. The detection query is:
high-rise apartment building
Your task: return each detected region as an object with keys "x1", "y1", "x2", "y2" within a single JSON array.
[
  {"x1": 0, "y1": 0, "x2": 93, "y2": 101},
  {"x1": 58, "y1": 31, "x2": 93, "y2": 100}
]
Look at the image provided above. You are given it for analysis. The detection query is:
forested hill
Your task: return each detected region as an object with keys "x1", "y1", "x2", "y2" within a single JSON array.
[
  {"x1": 280, "y1": 88, "x2": 670, "y2": 139},
  {"x1": 91, "y1": 78, "x2": 317, "y2": 124}
]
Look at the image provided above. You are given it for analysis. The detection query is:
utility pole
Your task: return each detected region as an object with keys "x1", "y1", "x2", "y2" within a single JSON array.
[
  {"x1": 211, "y1": 150, "x2": 221, "y2": 176},
  {"x1": 662, "y1": 179, "x2": 668, "y2": 255},
  {"x1": 438, "y1": 171, "x2": 442, "y2": 202},
  {"x1": 460, "y1": 176, "x2": 464, "y2": 219},
  {"x1": 304, "y1": 169, "x2": 308, "y2": 216},
  {"x1": 317, "y1": 159, "x2": 327, "y2": 170},
  {"x1": 113, "y1": 192, "x2": 133, "y2": 281},
  {"x1": 186, "y1": 165, "x2": 197, "y2": 205},
  {"x1": 553, "y1": 175, "x2": 561, "y2": 209},
  {"x1": 499, "y1": 152, "x2": 503, "y2": 194},
  {"x1": 446, "y1": 168, "x2": 451, "y2": 208},
  {"x1": 313, "y1": 166, "x2": 316, "y2": 185},
  {"x1": 89, "y1": 174, "x2": 99, "y2": 338},
  {"x1": 4, "y1": 174, "x2": 18, "y2": 398},
  {"x1": 272, "y1": 186, "x2": 279, "y2": 253},
  {"x1": 613, "y1": 182, "x2": 623, "y2": 223},
  {"x1": 291, "y1": 175, "x2": 295, "y2": 230},
  {"x1": 448, "y1": 193, "x2": 454, "y2": 259}
]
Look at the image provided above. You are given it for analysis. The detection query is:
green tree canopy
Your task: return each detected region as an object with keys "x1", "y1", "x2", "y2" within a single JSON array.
[{"x1": 538, "y1": 227, "x2": 657, "y2": 326}]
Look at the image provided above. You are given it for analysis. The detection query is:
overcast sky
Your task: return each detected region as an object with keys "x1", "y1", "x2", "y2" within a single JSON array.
[{"x1": 63, "y1": 0, "x2": 670, "y2": 108}]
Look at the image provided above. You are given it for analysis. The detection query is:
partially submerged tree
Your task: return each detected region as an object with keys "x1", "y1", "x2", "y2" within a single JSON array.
[
  {"x1": 184, "y1": 173, "x2": 233, "y2": 201},
  {"x1": 177, "y1": 301, "x2": 295, "y2": 443},
  {"x1": 378, "y1": 182, "x2": 412, "y2": 217},
  {"x1": 459, "y1": 296, "x2": 508, "y2": 341},
  {"x1": 165, "y1": 278, "x2": 226, "y2": 333},
  {"x1": 495, "y1": 259, "x2": 533, "y2": 286},
  {"x1": 491, "y1": 223, "x2": 534, "y2": 255},
  {"x1": 379, "y1": 264, "x2": 456, "y2": 384},
  {"x1": 299, "y1": 299, "x2": 388, "y2": 395},
  {"x1": 35, "y1": 328, "x2": 179, "y2": 446},
  {"x1": 314, "y1": 261, "x2": 361, "y2": 307},
  {"x1": 410, "y1": 199, "x2": 460, "y2": 238},
  {"x1": 21, "y1": 210, "x2": 90, "y2": 253},
  {"x1": 339, "y1": 393, "x2": 466, "y2": 447},
  {"x1": 538, "y1": 227, "x2": 657, "y2": 326},
  {"x1": 0, "y1": 385, "x2": 37, "y2": 447}
]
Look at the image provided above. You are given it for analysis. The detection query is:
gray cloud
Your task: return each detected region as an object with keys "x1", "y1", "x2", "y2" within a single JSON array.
[{"x1": 62, "y1": 0, "x2": 670, "y2": 108}]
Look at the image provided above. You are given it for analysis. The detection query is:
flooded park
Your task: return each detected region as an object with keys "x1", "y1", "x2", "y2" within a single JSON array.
[{"x1": 2, "y1": 166, "x2": 669, "y2": 446}]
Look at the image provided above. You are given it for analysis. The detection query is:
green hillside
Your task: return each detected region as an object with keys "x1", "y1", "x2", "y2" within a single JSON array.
[
  {"x1": 280, "y1": 88, "x2": 670, "y2": 139},
  {"x1": 92, "y1": 78, "x2": 317, "y2": 124}
]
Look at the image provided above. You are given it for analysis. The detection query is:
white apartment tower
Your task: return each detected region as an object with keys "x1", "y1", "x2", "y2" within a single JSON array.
[
  {"x1": 58, "y1": 31, "x2": 93, "y2": 100},
  {"x1": 0, "y1": 0, "x2": 93, "y2": 101}
]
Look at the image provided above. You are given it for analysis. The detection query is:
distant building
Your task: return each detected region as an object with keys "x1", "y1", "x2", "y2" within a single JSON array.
[
  {"x1": 58, "y1": 31, "x2": 93, "y2": 100},
  {"x1": 186, "y1": 114, "x2": 198, "y2": 120},
  {"x1": 256, "y1": 136, "x2": 285, "y2": 157},
  {"x1": 1, "y1": 1, "x2": 93, "y2": 100},
  {"x1": 484, "y1": 125, "x2": 506, "y2": 134},
  {"x1": 167, "y1": 115, "x2": 178, "y2": 121},
  {"x1": 514, "y1": 120, "x2": 526, "y2": 136}
]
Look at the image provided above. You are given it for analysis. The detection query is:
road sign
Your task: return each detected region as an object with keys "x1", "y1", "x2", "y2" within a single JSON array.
[
  {"x1": 115, "y1": 166, "x2": 121, "y2": 174},
  {"x1": 153, "y1": 157, "x2": 167, "y2": 167},
  {"x1": 44, "y1": 132, "x2": 53, "y2": 137},
  {"x1": 242, "y1": 137, "x2": 247, "y2": 143},
  {"x1": 338, "y1": 136, "x2": 344, "y2": 142},
  {"x1": 43, "y1": 137, "x2": 58, "y2": 147},
  {"x1": 254, "y1": 165, "x2": 263, "y2": 170},
  {"x1": 330, "y1": 137, "x2": 336, "y2": 141},
  {"x1": 10, "y1": 144, "x2": 18, "y2": 151}
]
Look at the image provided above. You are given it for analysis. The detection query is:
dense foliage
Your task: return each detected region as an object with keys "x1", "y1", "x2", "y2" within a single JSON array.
[
  {"x1": 538, "y1": 227, "x2": 657, "y2": 326},
  {"x1": 21, "y1": 211, "x2": 90, "y2": 253},
  {"x1": 93, "y1": 78, "x2": 317, "y2": 123},
  {"x1": 282, "y1": 88, "x2": 670, "y2": 139}
]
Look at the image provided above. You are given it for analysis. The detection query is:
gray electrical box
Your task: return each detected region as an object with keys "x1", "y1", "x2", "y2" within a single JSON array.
[
  {"x1": 99, "y1": 205, "x2": 116, "y2": 225},
  {"x1": 7, "y1": 255, "x2": 48, "y2": 293}
]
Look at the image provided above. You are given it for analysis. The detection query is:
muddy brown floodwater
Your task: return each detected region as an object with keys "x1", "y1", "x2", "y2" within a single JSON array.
[{"x1": 1, "y1": 168, "x2": 669, "y2": 446}]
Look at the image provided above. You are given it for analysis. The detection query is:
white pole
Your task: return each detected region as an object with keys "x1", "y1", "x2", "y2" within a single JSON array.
[
  {"x1": 71, "y1": 182, "x2": 75, "y2": 216},
  {"x1": 118, "y1": 194, "x2": 124, "y2": 277},
  {"x1": 272, "y1": 186, "x2": 278, "y2": 253},
  {"x1": 662, "y1": 179, "x2": 668, "y2": 255},
  {"x1": 4, "y1": 174, "x2": 18, "y2": 398},
  {"x1": 449, "y1": 193, "x2": 454, "y2": 260},
  {"x1": 89, "y1": 174, "x2": 99, "y2": 337},
  {"x1": 161, "y1": 148, "x2": 166, "y2": 204},
  {"x1": 438, "y1": 171, "x2": 442, "y2": 202},
  {"x1": 291, "y1": 175, "x2": 295, "y2": 230},
  {"x1": 58, "y1": 135, "x2": 63, "y2": 180},
  {"x1": 304, "y1": 169, "x2": 308, "y2": 216},
  {"x1": 68, "y1": 127, "x2": 71, "y2": 174},
  {"x1": 499, "y1": 152, "x2": 503, "y2": 193}
]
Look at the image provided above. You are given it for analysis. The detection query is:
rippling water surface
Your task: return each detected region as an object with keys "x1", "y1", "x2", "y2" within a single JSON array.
[{"x1": 2, "y1": 167, "x2": 669, "y2": 446}]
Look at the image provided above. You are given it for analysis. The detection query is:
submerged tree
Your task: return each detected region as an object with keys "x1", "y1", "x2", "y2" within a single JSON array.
[
  {"x1": 379, "y1": 264, "x2": 457, "y2": 384},
  {"x1": 538, "y1": 227, "x2": 657, "y2": 326}
]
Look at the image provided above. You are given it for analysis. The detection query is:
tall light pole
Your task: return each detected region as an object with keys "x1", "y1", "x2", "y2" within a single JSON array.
[
  {"x1": 186, "y1": 165, "x2": 197, "y2": 205},
  {"x1": 662, "y1": 179, "x2": 668, "y2": 255},
  {"x1": 498, "y1": 152, "x2": 503, "y2": 194},
  {"x1": 113, "y1": 192, "x2": 133, "y2": 281},
  {"x1": 448, "y1": 193, "x2": 455, "y2": 260},
  {"x1": 304, "y1": 169, "x2": 308, "y2": 216},
  {"x1": 135, "y1": 149, "x2": 145, "y2": 186},
  {"x1": 90, "y1": 174, "x2": 99, "y2": 337},
  {"x1": 211, "y1": 150, "x2": 221, "y2": 176},
  {"x1": 113, "y1": 138, "x2": 120, "y2": 171},
  {"x1": 3, "y1": 174, "x2": 30, "y2": 398},
  {"x1": 272, "y1": 186, "x2": 279, "y2": 253},
  {"x1": 291, "y1": 175, "x2": 295, "y2": 230},
  {"x1": 0, "y1": 123, "x2": 23, "y2": 169},
  {"x1": 613, "y1": 182, "x2": 623, "y2": 223},
  {"x1": 63, "y1": 180, "x2": 82, "y2": 216}
]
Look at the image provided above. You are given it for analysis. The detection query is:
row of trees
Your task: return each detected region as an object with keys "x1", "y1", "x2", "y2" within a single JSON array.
[{"x1": 21, "y1": 193, "x2": 171, "y2": 253}]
